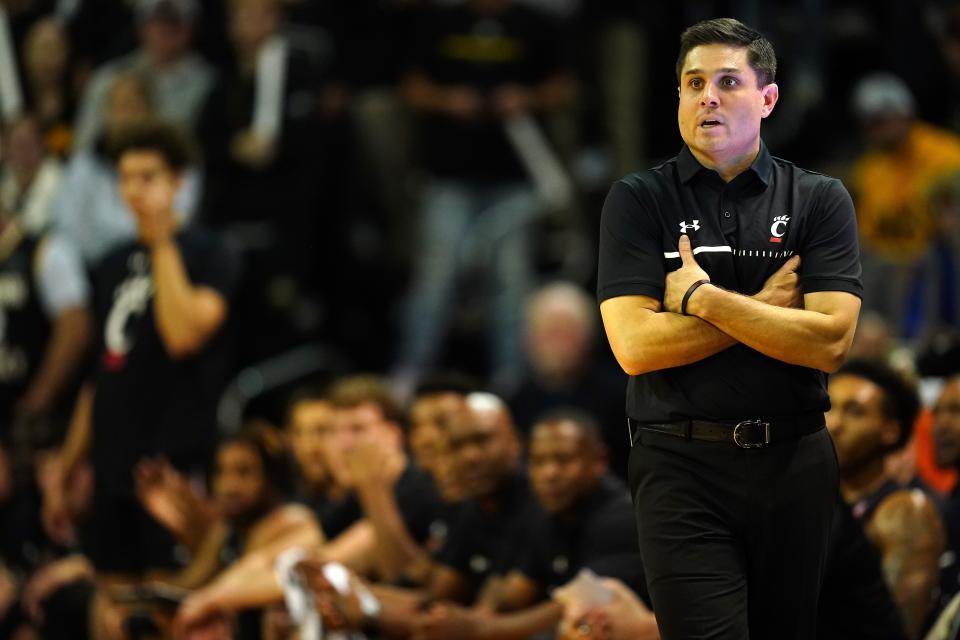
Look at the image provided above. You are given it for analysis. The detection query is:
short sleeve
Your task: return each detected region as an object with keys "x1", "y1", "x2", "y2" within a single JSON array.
[
  {"x1": 799, "y1": 178, "x2": 863, "y2": 297},
  {"x1": 36, "y1": 235, "x2": 90, "y2": 316},
  {"x1": 596, "y1": 179, "x2": 667, "y2": 303},
  {"x1": 189, "y1": 234, "x2": 243, "y2": 303}
]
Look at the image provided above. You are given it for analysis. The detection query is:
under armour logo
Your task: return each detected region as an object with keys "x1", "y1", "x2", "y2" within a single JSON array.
[{"x1": 679, "y1": 220, "x2": 700, "y2": 233}]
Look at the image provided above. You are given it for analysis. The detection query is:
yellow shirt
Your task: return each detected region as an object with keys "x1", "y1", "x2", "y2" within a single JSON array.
[{"x1": 851, "y1": 122, "x2": 960, "y2": 262}]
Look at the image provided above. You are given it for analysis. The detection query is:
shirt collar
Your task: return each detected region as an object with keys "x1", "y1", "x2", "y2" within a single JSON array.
[{"x1": 677, "y1": 140, "x2": 773, "y2": 187}]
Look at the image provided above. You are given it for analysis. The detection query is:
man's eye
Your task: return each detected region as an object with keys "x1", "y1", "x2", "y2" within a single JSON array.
[
  {"x1": 689, "y1": 78, "x2": 702, "y2": 89},
  {"x1": 721, "y1": 77, "x2": 738, "y2": 87}
]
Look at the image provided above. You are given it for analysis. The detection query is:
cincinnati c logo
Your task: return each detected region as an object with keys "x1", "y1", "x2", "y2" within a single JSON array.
[{"x1": 769, "y1": 215, "x2": 790, "y2": 243}]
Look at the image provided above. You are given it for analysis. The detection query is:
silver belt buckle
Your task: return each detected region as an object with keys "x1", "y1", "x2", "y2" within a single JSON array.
[{"x1": 733, "y1": 419, "x2": 771, "y2": 448}]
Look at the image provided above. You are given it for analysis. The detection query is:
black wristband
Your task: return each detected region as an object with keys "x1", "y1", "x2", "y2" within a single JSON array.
[{"x1": 681, "y1": 279, "x2": 711, "y2": 316}]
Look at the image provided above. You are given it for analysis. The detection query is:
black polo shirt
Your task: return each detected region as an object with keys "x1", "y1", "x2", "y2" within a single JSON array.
[
  {"x1": 512, "y1": 475, "x2": 647, "y2": 598},
  {"x1": 435, "y1": 470, "x2": 535, "y2": 590},
  {"x1": 597, "y1": 142, "x2": 862, "y2": 422}
]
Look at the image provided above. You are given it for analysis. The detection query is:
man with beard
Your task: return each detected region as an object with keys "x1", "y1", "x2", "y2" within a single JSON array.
[{"x1": 827, "y1": 359, "x2": 944, "y2": 638}]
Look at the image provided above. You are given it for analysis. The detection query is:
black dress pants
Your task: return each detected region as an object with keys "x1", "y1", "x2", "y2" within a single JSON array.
[{"x1": 628, "y1": 426, "x2": 838, "y2": 640}]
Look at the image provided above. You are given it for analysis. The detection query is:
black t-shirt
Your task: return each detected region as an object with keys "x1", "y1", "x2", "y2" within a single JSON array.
[
  {"x1": 597, "y1": 143, "x2": 862, "y2": 422},
  {"x1": 435, "y1": 470, "x2": 535, "y2": 590},
  {"x1": 89, "y1": 229, "x2": 241, "y2": 488},
  {"x1": 407, "y1": 4, "x2": 567, "y2": 181},
  {"x1": 306, "y1": 463, "x2": 446, "y2": 545},
  {"x1": 0, "y1": 235, "x2": 51, "y2": 432},
  {"x1": 940, "y1": 487, "x2": 960, "y2": 611},
  {"x1": 817, "y1": 497, "x2": 907, "y2": 640},
  {"x1": 512, "y1": 475, "x2": 646, "y2": 598},
  {"x1": 394, "y1": 463, "x2": 446, "y2": 547}
]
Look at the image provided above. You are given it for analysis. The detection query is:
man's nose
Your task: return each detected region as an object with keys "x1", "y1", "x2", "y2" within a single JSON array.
[{"x1": 701, "y1": 83, "x2": 719, "y2": 107}]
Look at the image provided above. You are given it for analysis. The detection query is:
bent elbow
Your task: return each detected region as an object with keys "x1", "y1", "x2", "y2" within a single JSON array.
[
  {"x1": 614, "y1": 354, "x2": 654, "y2": 377},
  {"x1": 819, "y1": 342, "x2": 851, "y2": 374},
  {"x1": 161, "y1": 333, "x2": 205, "y2": 360}
]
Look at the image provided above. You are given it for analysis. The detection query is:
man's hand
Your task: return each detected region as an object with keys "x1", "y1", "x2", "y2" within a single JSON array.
[
  {"x1": 344, "y1": 436, "x2": 396, "y2": 490},
  {"x1": 230, "y1": 130, "x2": 276, "y2": 168},
  {"x1": 664, "y1": 235, "x2": 710, "y2": 314},
  {"x1": 295, "y1": 559, "x2": 365, "y2": 631},
  {"x1": 135, "y1": 457, "x2": 216, "y2": 548},
  {"x1": 135, "y1": 177, "x2": 179, "y2": 249},
  {"x1": 38, "y1": 453, "x2": 77, "y2": 545},
  {"x1": 754, "y1": 255, "x2": 802, "y2": 308},
  {"x1": 173, "y1": 589, "x2": 230, "y2": 639},
  {"x1": 555, "y1": 577, "x2": 658, "y2": 640},
  {"x1": 491, "y1": 84, "x2": 534, "y2": 118},
  {"x1": 443, "y1": 87, "x2": 484, "y2": 121},
  {"x1": 412, "y1": 603, "x2": 483, "y2": 640}
]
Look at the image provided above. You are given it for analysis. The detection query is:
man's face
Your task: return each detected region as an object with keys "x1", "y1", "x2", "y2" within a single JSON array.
[
  {"x1": 118, "y1": 150, "x2": 180, "y2": 221},
  {"x1": 446, "y1": 404, "x2": 517, "y2": 500},
  {"x1": 141, "y1": 16, "x2": 192, "y2": 66},
  {"x1": 933, "y1": 378, "x2": 960, "y2": 468},
  {"x1": 526, "y1": 303, "x2": 591, "y2": 380},
  {"x1": 529, "y1": 421, "x2": 603, "y2": 514},
  {"x1": 826, "y1": 374, "x2": 899, "y2": 475},
  {"x1": 409, "y1": 392, "x2": 465, "y2": 474},
  {"x1": 677, "y1": 44, "x2": 776, "y2": 164},
  {"x1": 104, "y1": 79, "x2": 151, "y2": 136},
  {"x1": 213, "y1": 442, "x2": 267, "y2": 519},
  {"x1": 287, "y1": 400, "x2": 334, "y2": 487},
  {"x1": 324, "y1": 402, "x2": 396, "y2": 488}
]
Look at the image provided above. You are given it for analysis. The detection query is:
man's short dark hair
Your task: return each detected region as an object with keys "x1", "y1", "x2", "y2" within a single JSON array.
[
  {"x1": 531, "y1": 407, "x2": 607, "y2": 456},
  {"x1": 836, "y1": 359, "x2": 921, "y2": 451},
  {"x1": 108, "y1": 118, "x2": 196, "y2": 173},
  {"x1": 326, "y1": 374, "x2": 405, "y2": 426},
  {"x1": 676, "y1": 18, "x2": 777, "y2": 87}
]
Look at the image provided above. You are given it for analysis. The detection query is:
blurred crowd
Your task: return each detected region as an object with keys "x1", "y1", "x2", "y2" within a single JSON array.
[{"x1": 2, "y1": 0, "x2": 960, "y2": 638}]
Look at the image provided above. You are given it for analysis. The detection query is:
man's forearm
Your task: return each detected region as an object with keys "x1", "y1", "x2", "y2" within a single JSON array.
[
  {"x1": 688, "y1": 286, "x2": 856, "y2": 372},
  {"x1": 150, "y1": 241, "x2": 224, "y2": 358},
  {"x1": 478, "y1": 601, "x2": 564, "y2": 640},
  {"x1": 355, "y1": 483, "x2": 431, "y2": 583},
  {"x1": 20, "y1": 306, "x2": 91, "y2": 414},
  {"x1": 602, "y1": 302, "x2": 737, "y2": 376},
  {"x1": 59, "y1": 383, "x2": 94, "y2": 479}
]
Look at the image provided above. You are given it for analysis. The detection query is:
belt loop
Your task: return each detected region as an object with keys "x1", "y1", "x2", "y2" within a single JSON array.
[{"x1": 681, "y1": 420, "x2": 692, "y2": 439}]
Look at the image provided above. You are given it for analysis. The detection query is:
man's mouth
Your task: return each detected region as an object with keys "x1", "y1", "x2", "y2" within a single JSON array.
[{"x1": 700, "y1": 119, "x2": 722, "y2": 128}]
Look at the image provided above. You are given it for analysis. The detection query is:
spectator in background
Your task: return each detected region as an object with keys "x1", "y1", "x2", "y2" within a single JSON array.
[
  {"x1": 0, "y1": 115, "x2": 90, "y2": 433},
  {"x1": 394, "y1": 0, "x2": 575, "y2": 390},
  {"x1": 285, "y1": 389, "x2": 339, "y2": 513},
  {"x1": 121, "y1": 426, "x2": 320, "y2": 640},
  {"x1": 197, "y1": 0, "x2": 329, "y2": 363},
  {"x1": 827, "y1": 359, "x2": 944, "y2": 638},
  {"x1": 41, "y1": 119, "x2": 241, "y2": 580},
  {"x1": 932, "y1": 375, "x2": 960, "y2": 612},
  {"x1": 71, "y1": 0, "x2": 215, "y2": 151},
  {"x1": 411, "y1": 410, "x2": 646, "y2": 640},
  {"x1": 505, "y1": 282, "x2": 628, "y2": 478},
  {"x1": 850, "y1": 73, "x2": 960, "y2": 339},
  {"x1": 19, "y1": 18, "x2": 77, "y2": 157},
  {"x1": 407, "y1": 373, "x2": 476, "y2": 502},
  {"x1": 51, "y1": 73, "x2": 201, "y2": 265},
  {"x1": 0, "y1": 115, "x2": 62, "y2": 236},
  {"x1": 0, "y1": 117, "x2": 90, "y2": 640}
]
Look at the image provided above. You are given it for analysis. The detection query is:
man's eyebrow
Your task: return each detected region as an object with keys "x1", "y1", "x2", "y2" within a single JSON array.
[{"x1": 684, "y1": 67, "x2": 742, "y2": 75}]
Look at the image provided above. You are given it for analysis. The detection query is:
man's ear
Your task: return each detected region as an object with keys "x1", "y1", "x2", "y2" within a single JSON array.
[{"x1": 760, "y1": 83, "x2": 779, "y2": 119}]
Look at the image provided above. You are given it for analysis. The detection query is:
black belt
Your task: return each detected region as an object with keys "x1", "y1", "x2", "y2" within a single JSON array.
[{"x1": 628, "y1": 413, "x2": 825, "y2": 449}]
